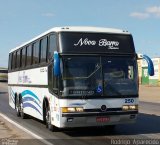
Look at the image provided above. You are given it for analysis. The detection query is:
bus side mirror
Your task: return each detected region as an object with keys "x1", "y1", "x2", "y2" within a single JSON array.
[
  {"x1": 137, "y1": 54, "x2": 154, "y2": 76},
  {"x1": 53, "y1": 51, "x2": 61, "y2": 76},
  {"x1": 143, "y1": 55, "x2": 154, "y2": 76}
]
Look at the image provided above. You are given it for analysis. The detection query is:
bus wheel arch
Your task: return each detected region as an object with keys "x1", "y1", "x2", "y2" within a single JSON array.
[
  {"x1": 43, "y1": 97, "x2": 49, "y2": 123},
  {"x1": 14, "y1": 93, "x2": 17, "y2": 109}
]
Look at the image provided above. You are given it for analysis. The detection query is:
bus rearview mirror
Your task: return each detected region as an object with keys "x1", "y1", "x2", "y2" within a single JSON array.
[
  {"x1": 142, "y1": 54, "x2": 154, "y2": 76},
  {"x1": 53, "y1": 51, "x2": 61, "y2": 76},
  {"x1": 137, "y1": 53, "x2": 154, "y2": 76}
]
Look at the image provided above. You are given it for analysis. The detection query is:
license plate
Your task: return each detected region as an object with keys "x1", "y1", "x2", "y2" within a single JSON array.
[{"x1": 96, "y1": 117, "x2": 110, "y2": 122}]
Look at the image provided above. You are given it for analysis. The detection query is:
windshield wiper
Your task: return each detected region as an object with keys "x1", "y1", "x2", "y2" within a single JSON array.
[{"x1": 63, "y1": 65, "x2": 101, "y2": 80}]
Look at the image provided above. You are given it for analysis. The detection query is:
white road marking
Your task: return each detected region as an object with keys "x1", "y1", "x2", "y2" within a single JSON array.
[
  {"x1": 0, "y1": 112, "x2": 54, "y2": 145},
  {"x1": 142, "y1": 133, "x2": 160, "y2": 139}
]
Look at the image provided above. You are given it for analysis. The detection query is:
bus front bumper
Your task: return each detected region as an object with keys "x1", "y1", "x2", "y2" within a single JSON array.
[{"x1": 60, "y1": 110, "x2": 138, "y2": 128}]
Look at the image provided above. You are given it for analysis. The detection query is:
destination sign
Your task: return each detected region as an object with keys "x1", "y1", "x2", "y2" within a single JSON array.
[
  {"x1": 60, "y1": 32, "x2": 135, "y2": 54},
  {"x1": 74, "y1": 38, "x2": 120, "y2": 50}
]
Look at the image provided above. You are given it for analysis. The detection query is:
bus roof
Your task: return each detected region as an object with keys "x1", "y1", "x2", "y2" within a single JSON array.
[{"x1": 9, "y1": 26, "x2": 131, "y2": 53}]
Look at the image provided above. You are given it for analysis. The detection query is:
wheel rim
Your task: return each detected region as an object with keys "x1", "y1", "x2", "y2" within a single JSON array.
[
  {"x1": 46, "y1": 109, "x2": 51, "y2": 125},
  {"x1": 20, "y1": 102, "x2": 24, "y2": 116},
  {"x1": 16, "y1": 106, "x2": 19, "y2": 113},
  {"x1": 16, "y1": 98, "x2": 20, "y2": 113}
]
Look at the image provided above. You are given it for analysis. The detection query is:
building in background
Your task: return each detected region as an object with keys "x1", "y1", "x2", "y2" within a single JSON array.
[
  {"x1": 141, "y1": 59, "x2": 149, "y2": 85},
  {"x1": 138, "y1": 57, "x2": 160, "y2": 86},
  {"x1": 149, "y1": 58, "x2": 160, "y2": 86},
  {"x1": 137, "y1": 60, "x2": 142, "y2": 84}
]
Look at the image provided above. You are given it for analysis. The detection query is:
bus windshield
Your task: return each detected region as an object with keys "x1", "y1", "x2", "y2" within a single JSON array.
[
  {"x1": 61, "y1": 56, "x2": 102, "y2": 96},
  {"x1": 60, "y1": 56, "x2": 138, "y2": 97},
  {"x1": 102, "y1": 57, "x2": 138, "y2": 96}
]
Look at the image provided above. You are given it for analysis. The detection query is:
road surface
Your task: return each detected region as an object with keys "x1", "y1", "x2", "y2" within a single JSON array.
[{"x1": 0, "y1": 83, "x2": 160, "y2": 145}]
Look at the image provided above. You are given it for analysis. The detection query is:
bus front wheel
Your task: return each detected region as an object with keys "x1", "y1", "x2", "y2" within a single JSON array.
[{"x1": 46, "y1": 106, "x2": 54, "y2": 131}]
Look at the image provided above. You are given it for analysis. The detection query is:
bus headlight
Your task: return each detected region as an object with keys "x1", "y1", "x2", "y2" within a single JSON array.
[
  {"x1": 62, "y1": 107, "x2": 84, "y2": 113},
  {"x1": 122, "y1": 105, "x2": 138, "y2": 111},
  {"x1": 129, "y1": 105, "x2": 138, "y2": 110},
  {"x1": 122, "y1": 105, "x2": 129, "y2": 111}
]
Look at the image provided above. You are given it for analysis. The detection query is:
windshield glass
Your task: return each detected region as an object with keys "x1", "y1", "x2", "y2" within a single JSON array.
[
  {"x1": 61, "y1": 56, "x2": 102, "y2": 97},
  {"x1": 60, "y1": 56, "x2": 138, "y2": 97},
  {"x1": 102, "y1": 57, "x2": 138, "y2": 96}
]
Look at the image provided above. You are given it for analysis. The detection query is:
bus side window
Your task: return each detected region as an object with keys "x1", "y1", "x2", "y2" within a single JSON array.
[
  {"x1": 40, "y1": 37, "x2": 47, "y2": 63},
  {"x1": 48, "y1": 64, "x2": 59, "y2": 95},
  {"x1": 22, "y1": 47, "x2": 26, "y2": 67},
  {"x1": 33, "y1": 41, "x2": 40, "y2": 64},
  {"x1": 9, "y1": 54, "x2": 12, "y2": 71},
  {"x1": 53, "y1": 68, "x2": 59, "y2": 94},
  {"x1": 26, "y1": 45, "x2": 32, "y2": 66},
  {"x1": 17, "y1": 49, "x2": 21, "y2": 68},
  {"x1": 48, "y1": 34, "x2": 57, "y2": 61},
  {"x1": 12, "y1": 52, "x2": 16, "y2": 70}
]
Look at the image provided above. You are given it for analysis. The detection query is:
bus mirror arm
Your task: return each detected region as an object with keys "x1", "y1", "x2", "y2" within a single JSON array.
[
  {"x1": 137, "y1": 53, "x2": 154, "y2": 76},
  {"x1": 53, "y1": 51, "x2": 61, "y2": 76}
]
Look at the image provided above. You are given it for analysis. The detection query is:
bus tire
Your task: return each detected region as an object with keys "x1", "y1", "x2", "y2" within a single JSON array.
[
  {"x1": 46, "y1": 106, "x2": 54, "y2": 131},
  {"x1": 15, "y1": 95, "x2": 21, "y2": 117},
  {"x1": 19, "y1": 96, "x2": 27, "y2": 119}
]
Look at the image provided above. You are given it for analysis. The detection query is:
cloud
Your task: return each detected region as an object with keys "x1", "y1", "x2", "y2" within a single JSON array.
[
  {"x1": 130, "y1": 5, "x2": 160, "y2": 19},
  {"x1": 130, "y1": 12, "x2": 150, "y2": 19},
  {"x1": 146, "y1": 6, "x2": 160, "y2": 17},
  {"x1": 42, "y1": 13, "x2": 55, "y2": 17}
]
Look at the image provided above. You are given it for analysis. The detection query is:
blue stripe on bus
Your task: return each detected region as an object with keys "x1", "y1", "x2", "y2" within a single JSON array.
[
  {"x1": 22, "y1": 97, "x2": 41, "y2": 109},
  {"x1": 21, "y1": 90, "x2": 41, "y2": 103},
  {"x1": 10, "y1": 89, "x2": 42, "y2": 116},
  {"x1": 23, "y1": 102, "x2": 42, "y2": 116}
]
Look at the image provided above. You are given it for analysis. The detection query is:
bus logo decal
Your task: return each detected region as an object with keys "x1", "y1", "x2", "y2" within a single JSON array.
[
  {"x1": 69, "y1": 103, "x2": 86, "y2": 106},
  {"x1": 74, "y1": 38, "x2": 120, "y2": 50}
]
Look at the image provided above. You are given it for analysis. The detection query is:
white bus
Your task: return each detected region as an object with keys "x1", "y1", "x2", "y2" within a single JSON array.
[{"x1": 8, "y1": 27, "x2": 154, "y2": 131}]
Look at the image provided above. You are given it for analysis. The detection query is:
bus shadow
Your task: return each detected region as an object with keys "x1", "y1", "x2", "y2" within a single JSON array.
[{"x1": 63, "y1": 113, "x2": 160, "y2": 137}]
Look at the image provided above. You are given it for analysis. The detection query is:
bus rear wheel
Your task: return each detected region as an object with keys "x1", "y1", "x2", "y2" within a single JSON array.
[
  {"x1": 15, "y1": 96, "x2": 21, "y2": 117},
  {"x1": 19, "y1": 96, "x2": 27, "y2": 119}
]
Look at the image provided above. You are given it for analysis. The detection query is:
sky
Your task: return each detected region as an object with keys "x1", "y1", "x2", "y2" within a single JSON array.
[{"x1": 0, "y1": 0, "x2": 160, "y2": 67}]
